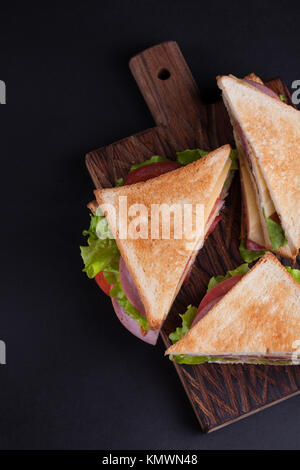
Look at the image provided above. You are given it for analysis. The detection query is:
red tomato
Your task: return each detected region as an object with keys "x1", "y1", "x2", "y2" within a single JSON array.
[
  {"x1": 192, "y1": 274, "x2": 244, "y2": 326},
  {"x1": 95, "y1": 271, "x2": 111, "y2": 296},
  {"x1": 125, "y1": 161, "x2": 181, "y2": 185}
]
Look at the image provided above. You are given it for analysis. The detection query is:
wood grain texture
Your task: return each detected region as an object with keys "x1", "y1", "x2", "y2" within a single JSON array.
[{"x1": 85, "y1": 41, "x2": 300, "y2": 432}]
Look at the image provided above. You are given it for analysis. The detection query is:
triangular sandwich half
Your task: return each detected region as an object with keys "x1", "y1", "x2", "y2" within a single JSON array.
[
  {"x1": 94, "y1": 145, "x2": 232, "y2": 330},
  {"x1": 166, "y1": 252, "x2": 300, "y2": 364},
  {"x1": 218, "y1": 74, "x2": 300, "y2": 260}
]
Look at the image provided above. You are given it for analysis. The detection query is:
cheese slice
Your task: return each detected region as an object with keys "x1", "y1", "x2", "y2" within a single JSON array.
[
  {"x1": 204, "y1": 158, "x2": 231, "y2": 223},
  {"x1": 240, "y1": 155, "x2": 265, "y2": 246},
  {"x1": 249, "y1": 148, "x2": 275, "y2": 218}
]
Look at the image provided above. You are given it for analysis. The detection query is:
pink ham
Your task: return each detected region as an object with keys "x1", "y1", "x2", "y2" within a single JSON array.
[
  {"x1": 243, "y1": 79, "x2": 281, "y2": 101},
  {"x1": 246, "y1": 239, "x2": 265, "y2": 251},
  {"x1": 111, "y1": 298, "x2": 160, "y2": 345},
  {"x1": 119, "y1": 257, "x2": 145, "y2": 315}
]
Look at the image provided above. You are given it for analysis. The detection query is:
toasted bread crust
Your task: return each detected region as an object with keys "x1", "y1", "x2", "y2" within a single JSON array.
[
  {"x1": 95, "y1": 145, "x2": 231, "y2": 329},
  {"x1": 87, "y1": 200, "x2": 98, "y2": 214},
  {"x1": 244, "y1": 73, "x2": 264, "y2": 84},
  {"x1": 166, "y1": 253, "x2": 300, "y2": 356}
]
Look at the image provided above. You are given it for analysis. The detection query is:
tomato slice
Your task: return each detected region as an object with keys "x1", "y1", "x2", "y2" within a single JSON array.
[
  {"x1": 192, "y1": 295, "x2": 224, "y2": 326},
  {"x1": 125, "y1": 161, "x2": 181, "y2": 185},
  {"x1": 95, "y1": 271, "x2": 111, "y2": 296},
  {"x1": 192, "y1": 274, "x2": 244, "y2": 326}
]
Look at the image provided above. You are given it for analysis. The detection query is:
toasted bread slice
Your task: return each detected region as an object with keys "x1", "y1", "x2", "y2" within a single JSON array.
[
  {"x1": 218, "y1": 74, "x2": 300, "y2": 259},
  {"x1": 166, "y1": 253, "x2": 300, "y2": 359},
  {"x1": 95, "y1": 145, "x2": 231, "y2": 329}
]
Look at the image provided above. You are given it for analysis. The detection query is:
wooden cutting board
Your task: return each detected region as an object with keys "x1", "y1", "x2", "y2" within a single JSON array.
[{"x1": 86, "y1": 41, "x2": 300, "y2": 432}]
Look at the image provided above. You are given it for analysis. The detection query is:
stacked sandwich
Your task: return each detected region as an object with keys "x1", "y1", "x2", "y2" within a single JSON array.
[
  {"x1": 81, "y1": 145, "x2": 234, "y2": 344},
  {"x1": 80, "y1": 72, "x2": 300, "y2": 365}
]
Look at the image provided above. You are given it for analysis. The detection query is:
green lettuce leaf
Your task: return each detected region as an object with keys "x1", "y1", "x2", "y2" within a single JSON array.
[
  {"x1": 176, "y1": 148, "x2": 209, "y2": 165},
  {"x1": 169, "y1": 305, "x2": 208, "y2": 364},
  {"x1": 129, "y1": 155, "x2": 169, "y2": 172},
  {"x1": 80, "y1": 214, "x2": 119, "y2": 279},
  {"x1": 116, "y1": 177, "x2": 124, "y2": 186},
  {"x1": 117, "y1": 293, "x2": 149, "y2": 330},
  {"x1": 229, "y1": 149, "x2": 239, "y2": 170},
  {"x1": 239, "y1": 238, "x2": 266, "y2": 263},
  {"x1": 286, "y1": 266, "x2": 300, "y2": 283},
  {"x1": 176, "y1": 148, "x2": 238, "y2": 172},
  {"x1": 169, "y1": 305, "x2": 197, "y2": 344},
  {"x1": 171, "y1": 355, "x2": 211, "y2": 365},
  {"x1": 82, "y1": 213, "x2": 101, "y2": 240},
  {"x1": 172, "y1": 355, "x2": 291, "y2": 365},
  {"x1": 279, "y1": 94, "x2": 287, "y2": 102},
  {"x1": 80, "y1": 214, "x2": 149, "y2": 330},
  {"x1": 263, "y1": 211, "x2": 287, "y2": 250},
  {"x1": 103, "y1": 272, "x2": 149, "y2": 330},
  {"x1": 207, "y1": 263, "x2": 249, "y2": 292}
]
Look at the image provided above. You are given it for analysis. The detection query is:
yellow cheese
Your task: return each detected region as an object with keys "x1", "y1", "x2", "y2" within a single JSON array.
[
  {"x1": 205, "y1": 158, "x2": 231, "y2": 223},
  {"x1": 249, "y1": 150, "x2": 275, "y2": 218},
  {"x1": 240, "y1": 156, "x2": 265, "y2": 246}
]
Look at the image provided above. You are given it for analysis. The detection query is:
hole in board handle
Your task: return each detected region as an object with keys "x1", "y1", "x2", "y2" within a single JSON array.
[{"x1": 157, "y1": 68, "x2": 171, "y2": 80}]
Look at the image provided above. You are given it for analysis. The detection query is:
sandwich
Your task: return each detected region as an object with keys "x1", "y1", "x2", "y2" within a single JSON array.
[
  {"x1": 217, "y1": 73, "x2": 300, "y2": 262},
  {"x1": 81, "y1": 145, "x2": 236, "y2": 344},
  {"x1": 166, "y1": 252, "x2": 300, "y2": 365}
]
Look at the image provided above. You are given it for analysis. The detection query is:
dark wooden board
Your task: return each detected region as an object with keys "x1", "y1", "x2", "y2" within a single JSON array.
[{"x1": 85, "y1": 41, "x2": 300, "y2": 432}]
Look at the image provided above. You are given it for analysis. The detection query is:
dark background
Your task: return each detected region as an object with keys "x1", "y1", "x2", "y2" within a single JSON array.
[{"x1": 1, "y1": 0, "x2": 300, "y2": 450}]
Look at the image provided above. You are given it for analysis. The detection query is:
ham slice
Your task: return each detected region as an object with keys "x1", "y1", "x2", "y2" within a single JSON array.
[
  {"x1": 246, "y1": 239, "x2": 265, "y2": 251},
  {"x1": 119, "y1": 257, "x2": 146, "y2": 315},
  {"x1": 240, "y1": 169, "x2": 266, "y2": 250},
  {"x1": 243, "y1": 79, "x2": 281, "y2": 101},
  {"x1": 111, "y1": 298, "x2": 160, "y2": 345}
]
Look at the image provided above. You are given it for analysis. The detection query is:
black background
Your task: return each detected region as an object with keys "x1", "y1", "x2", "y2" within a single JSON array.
[{"x1": 1, "y1": 0, "x2": 300, "y2": 450}]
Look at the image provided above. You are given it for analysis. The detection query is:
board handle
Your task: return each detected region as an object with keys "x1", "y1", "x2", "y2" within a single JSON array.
[{"x1": 129, "y1": 41, "x2": 208, "y2": 145}]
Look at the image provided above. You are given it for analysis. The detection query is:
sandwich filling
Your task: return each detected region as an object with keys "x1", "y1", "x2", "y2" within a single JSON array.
[
  {"x1": 80, "y1": 149, "x2": 236, "y2": 344},
  {"x1": 168, "y1": 264, "x2": 300, "y2": 365}
]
